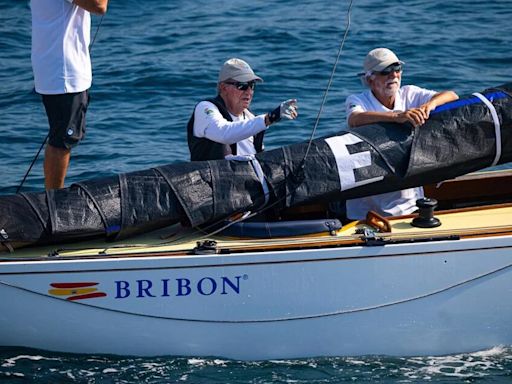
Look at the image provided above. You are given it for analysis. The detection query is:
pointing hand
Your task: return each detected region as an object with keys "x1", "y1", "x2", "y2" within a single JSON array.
[{"x1": 267, "y1": 99, "x2": 299, "y2": 124}]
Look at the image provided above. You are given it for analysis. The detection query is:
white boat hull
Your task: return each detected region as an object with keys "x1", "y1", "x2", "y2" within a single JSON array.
[{"x1": 1, "y1": 233, "x2": 511, "y2": 359}]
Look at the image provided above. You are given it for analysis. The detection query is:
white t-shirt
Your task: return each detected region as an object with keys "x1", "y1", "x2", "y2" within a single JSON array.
[
  {"x1": 344, "y1": 85, "x2": 437, "y2": 220},
  {"x1": 193, "y1": 101, "x2": 268, "y2": 157},
  {"x1": 31, "y1": 0, "x2": 92, "y2": 94}
]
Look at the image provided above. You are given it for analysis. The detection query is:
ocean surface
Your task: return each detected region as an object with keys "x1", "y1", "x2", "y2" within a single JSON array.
[{"x1": 1, "y1": 0, "x2": 512, "y2": 382}]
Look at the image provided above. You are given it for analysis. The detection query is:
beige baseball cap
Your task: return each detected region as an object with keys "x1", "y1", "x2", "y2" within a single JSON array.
[
  {"x1": 358, "y1": 48, "x2": 404, "y2": 75},
  {"x1": 218, "y1": 58, "x2": 263, "y2": 83}
]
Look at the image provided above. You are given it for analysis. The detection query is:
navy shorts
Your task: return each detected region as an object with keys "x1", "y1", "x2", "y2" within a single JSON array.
[{"x1": 42, "y1": 90, "x2": 90, "y2": 149}]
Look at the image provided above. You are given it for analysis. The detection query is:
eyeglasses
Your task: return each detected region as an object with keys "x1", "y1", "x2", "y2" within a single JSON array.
[
  {"x1": 225, "y1": 81, "x2": 256, "y2": 91},
  {"x1": 375, "y1": 63, "x2": 402, "y2": 76}
]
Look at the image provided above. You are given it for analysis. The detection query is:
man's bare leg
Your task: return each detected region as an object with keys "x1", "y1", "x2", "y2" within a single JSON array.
[{"x1": 44, "y1": 144, "x2": 71, "y2": 190}]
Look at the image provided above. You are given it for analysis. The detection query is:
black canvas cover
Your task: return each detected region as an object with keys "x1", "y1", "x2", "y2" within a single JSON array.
[{"x1": 0, "y1": 83, "x2": 511, "y2": 250}]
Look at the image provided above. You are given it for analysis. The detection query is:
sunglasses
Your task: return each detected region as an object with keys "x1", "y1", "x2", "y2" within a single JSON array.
[
  {"x1": 225, "y1": 81, "x2": 256, "y2": 91},
  {"x1": 375, "y1": 63, "x2": 402, "y2": 76}
]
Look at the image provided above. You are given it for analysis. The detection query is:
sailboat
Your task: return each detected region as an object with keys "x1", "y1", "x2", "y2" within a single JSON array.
[{"x1": 0, "y1": 83, "x2": 511, "y2": 359}]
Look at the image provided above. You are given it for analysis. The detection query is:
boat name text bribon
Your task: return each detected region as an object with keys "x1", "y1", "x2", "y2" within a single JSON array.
[{"x1": 114, "y1": 274, "x2": 247, "y2": 299}]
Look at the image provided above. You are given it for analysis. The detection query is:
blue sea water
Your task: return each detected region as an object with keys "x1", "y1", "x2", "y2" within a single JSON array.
[{"x1": 1, "y1": 0, "x2": 512, "y2": 382}]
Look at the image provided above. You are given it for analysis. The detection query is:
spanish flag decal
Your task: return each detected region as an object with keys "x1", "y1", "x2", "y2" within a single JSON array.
[{"x1": 49, "y1": 282, "x2": 107, "y2": 301}]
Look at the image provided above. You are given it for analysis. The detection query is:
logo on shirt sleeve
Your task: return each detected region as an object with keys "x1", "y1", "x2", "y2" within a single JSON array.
[{"x1": 204, "y1": 107, "x2": 215, "y2": 116}]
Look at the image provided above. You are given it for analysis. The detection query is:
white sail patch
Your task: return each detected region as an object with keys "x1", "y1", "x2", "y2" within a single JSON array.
[
  {"x1": 325, "y1": 134, "x2": 384, "y2": 191},
  {"x1": 472, "y1": 92, "x2": 502, "y2": 167}
]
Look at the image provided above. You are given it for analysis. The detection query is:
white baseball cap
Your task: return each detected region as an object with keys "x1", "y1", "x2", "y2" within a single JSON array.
[
  {"x1": 358, "y1": 48, "x2": 404, "y2": 76},
  {"x1": 218, "y1": 58, "x2": 263, "y2": 83}
]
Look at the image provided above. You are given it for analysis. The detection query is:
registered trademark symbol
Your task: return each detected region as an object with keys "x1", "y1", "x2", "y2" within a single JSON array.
[{"x1": 243, "y1": 274, "x2": 248, "y2": 280}]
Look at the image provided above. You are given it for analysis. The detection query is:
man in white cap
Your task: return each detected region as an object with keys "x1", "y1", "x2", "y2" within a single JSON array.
[
  {"x1": 344, "y1": 47, "x2": 458, "y2": 220},
  {"x1": 187, "y1": 58, "x2": 298, "y2": 161}
]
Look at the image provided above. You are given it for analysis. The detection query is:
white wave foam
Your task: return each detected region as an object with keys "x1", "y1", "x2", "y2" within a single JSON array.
[
  {"x1": 187, "y1": 358, "x2": 228, "y2": 367},
  {"x1": 1, "y1": 354, "x2": 58, "y2": 368},
  {"x1": 403, "y1": 346, "x2": 511, "y2": 379}
]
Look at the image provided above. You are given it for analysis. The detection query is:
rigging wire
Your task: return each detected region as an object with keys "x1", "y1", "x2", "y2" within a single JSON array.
[
  {"x1": 301, "y1": 0, "x2": 354, "y2": 165},
  {"x1": 155, "y1": 0, "x2": 356, "y2": 246},
  {"x1": 16, "y1": 14, "x2": 105, "y2": 194}
]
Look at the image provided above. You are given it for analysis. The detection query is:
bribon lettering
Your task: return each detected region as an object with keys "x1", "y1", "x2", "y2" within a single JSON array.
[{"x1": 114, "y1": 275, "x2": 244, "y2": 299}]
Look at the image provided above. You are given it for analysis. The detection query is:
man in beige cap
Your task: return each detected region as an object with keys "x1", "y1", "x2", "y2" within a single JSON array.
[
  {"x1": 187, "y1": 58, "x2": 298, "y2": 161},
  {"x1": 344, "y1": 47, "x2": 458, "y2": 220}
]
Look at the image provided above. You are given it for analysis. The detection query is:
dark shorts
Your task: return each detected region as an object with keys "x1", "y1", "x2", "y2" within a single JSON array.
[{"x1": 42, "y1": 90, "x2": 90, "y2": 149}]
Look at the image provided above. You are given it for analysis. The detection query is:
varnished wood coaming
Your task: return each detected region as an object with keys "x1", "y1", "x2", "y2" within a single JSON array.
[{"x1": 424, "y1": 169, "x2": 512, "y2": 209}]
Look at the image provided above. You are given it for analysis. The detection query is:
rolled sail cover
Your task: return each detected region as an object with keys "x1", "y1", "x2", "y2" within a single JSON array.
[{"x1": 0, "y1": 83, "x2": 511, "y2": 250}]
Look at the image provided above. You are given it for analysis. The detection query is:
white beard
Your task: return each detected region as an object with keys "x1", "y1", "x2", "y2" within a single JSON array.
[{"x1": 382, "y1": 78, "x2": 401, "y2": 97}]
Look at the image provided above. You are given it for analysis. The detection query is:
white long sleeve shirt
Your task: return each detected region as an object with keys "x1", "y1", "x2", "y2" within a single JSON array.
[{"x1": 193, "y1": 101, "x2": 268, "y2": 157}]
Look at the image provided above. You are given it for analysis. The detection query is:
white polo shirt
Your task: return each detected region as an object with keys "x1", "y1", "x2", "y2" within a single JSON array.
[
  {"x1": 345, "y1": 85, "x2": 437, "y2": 220},
  {"x1": 31, "y1": 0, "x2": 92, "y2": 94}
]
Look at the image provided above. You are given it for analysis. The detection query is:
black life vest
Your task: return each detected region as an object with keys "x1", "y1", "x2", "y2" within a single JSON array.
[{"x1": 187, "y1": 95, "x2": 264, "y2": 161}]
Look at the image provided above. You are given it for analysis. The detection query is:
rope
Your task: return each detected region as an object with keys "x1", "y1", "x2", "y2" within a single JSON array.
[
  {"x1": 89, "y1": 15, "x2": 104, "y2": 53},
  {"x1": 16, "y1": 135, "x2": 48, "y2": 194}
]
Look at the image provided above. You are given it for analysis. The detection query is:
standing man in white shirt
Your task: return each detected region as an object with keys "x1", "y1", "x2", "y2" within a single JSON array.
[
  {"x1": 187, "y1": 58, "x2": 298, "y2": 161},
  {"x1": 31, "y1": 0, "x2": 108, "y2": 190},
  {"x1": 344, "y1": 47, "x2": 458, "y2": 220}
]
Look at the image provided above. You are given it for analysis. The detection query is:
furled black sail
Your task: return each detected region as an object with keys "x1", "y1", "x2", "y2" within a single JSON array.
[{"x1": 1, "y1": 84, "x2": 511, "y2": 251}]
